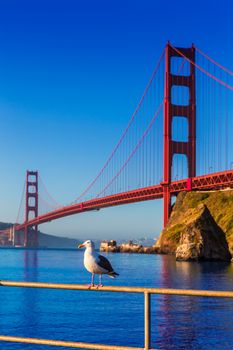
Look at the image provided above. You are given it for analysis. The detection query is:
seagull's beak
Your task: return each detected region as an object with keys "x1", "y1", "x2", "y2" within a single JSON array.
[{"x1": 78, "y1": 243, "x2": 85, "y2": 248}]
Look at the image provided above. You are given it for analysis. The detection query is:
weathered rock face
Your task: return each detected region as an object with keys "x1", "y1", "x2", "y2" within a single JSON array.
[
  {"x1": 155, "y1": 190, "x2": 233, "y2": 261},
  {"x1": 175, "y1": 205, "x2": 232, "y2": 261}
]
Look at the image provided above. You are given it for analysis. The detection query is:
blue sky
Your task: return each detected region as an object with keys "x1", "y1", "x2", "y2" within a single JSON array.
[{"x1": 0, "y1": 0, "x2": 233, "y2": 240}]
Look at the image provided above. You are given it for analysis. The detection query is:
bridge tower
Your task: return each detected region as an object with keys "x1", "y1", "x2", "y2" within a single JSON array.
[
  {"x1": 163, "y1": 43, "x2": 196, "y2": 226},
  {"x1": 24, "y1": 170, "x2": 38, "y2": 247}
]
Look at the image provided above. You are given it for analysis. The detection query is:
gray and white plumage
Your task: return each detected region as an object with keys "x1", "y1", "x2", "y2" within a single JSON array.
[{"x1": 78, "y1": 240, "x2": 119, "y2": 286}]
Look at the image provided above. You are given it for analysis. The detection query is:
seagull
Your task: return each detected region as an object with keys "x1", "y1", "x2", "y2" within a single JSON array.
[{"x1": 78, "y1": 240, "x2": 119, "y2": 287}]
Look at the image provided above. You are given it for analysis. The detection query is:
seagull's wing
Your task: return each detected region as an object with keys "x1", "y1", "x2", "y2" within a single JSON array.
[{"x1": 97, "y1": 254, "x2": 114, "y2": 273}]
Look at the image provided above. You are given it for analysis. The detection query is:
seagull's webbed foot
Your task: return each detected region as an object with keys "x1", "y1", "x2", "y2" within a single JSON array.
[{"x1": 87, "y1": 283, "x2": 95, "y2": 289}]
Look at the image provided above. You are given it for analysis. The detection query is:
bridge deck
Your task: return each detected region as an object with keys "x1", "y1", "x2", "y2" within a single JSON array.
[{"x1": 15, "y1": 169, "x2": 233, "y2": 230}]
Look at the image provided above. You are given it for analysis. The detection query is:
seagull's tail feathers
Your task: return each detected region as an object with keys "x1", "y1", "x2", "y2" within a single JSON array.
[{"x1": 108, "y1": 271, "x2": 119, "y2": 278}]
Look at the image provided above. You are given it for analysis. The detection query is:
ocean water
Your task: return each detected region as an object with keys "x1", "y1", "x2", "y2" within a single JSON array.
[{"x1": 0, "y1": 248, "x2": 233, "y2": 350}]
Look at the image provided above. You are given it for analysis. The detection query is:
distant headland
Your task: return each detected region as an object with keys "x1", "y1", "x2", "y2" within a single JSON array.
[{"x1": 0, "y1": 222, "x2": 79, "y2": 249}]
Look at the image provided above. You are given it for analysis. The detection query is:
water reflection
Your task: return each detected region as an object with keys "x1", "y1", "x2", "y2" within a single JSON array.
[
  {"x1": 154, "y1": 256, "x2": 199, "y2": 349},
  {"x1": 23, "y1": 250, "x2": 38, "y2": 282},
  {"x1": 21, "y1": 250, "x2": 39, "y2": 338},
  {"x1": 153, "y1": 256, "x2": 233, "y2": 349}
]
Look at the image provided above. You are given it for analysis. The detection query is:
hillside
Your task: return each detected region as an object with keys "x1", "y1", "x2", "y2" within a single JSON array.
[
  {"x1": 0, "y1": 222, "x2": 79, "y2": 249},
  {"x1": 38, "y1": 231, "x2": 79, "y2": 248},
  {"x1": 156, "y1": 189, "x2": 233, "y2": 255}
]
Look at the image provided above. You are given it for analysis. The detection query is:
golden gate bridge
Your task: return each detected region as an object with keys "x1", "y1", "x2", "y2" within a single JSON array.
[{"x1": 1, "y1": 42, "x2": 233, "y2": 247}]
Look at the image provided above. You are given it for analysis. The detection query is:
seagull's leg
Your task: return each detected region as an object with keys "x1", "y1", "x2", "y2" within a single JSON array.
[
  {"x1": 88, "y1": 273, "x2": 95, "y2": 289},
  {"x1": 97, "y1": 274, "x2": 103, "y2": 288},
  {"x1": 92, "y1": 273, "x2": 95, "y2": 286}
]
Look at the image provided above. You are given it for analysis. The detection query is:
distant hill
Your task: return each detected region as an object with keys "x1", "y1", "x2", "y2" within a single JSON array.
[
  {"x1": 0, "y1": 222, "x2": 12, "y2": 230},
  {"x1": 38, "y1": 231, "x2": 79, "y2": 249},
  {"x1": 0, "y1": 222, "x2": 80, "y2": 249}
]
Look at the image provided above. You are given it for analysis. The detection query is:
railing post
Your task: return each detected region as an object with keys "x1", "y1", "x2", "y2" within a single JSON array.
[{"x1": 144, "y1": 292, "x2": 151, "y2": 350}]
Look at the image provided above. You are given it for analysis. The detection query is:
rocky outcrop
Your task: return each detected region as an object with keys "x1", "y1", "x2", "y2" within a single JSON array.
[
  {"x1": 156, "y1": 190, "x2": 233, "y2": 261},
  {"x1": 119, "y1": 241, "x2": 143, "y2": 253},
  {"x1": 175, "y1": 205, "x2": 231, "y2": 261},
  {"x1": 100, "y1": 240, "x2": 158, "y2": 254},
  {"x1": 100, "y1": 240, "x2": 120, "y2": 252}
]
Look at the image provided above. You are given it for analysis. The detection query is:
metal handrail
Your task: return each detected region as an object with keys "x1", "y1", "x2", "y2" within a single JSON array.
[
  {"x1": 0, "y1": 335, "x2": 143, "y2": 350},
  {"x1": 1, "y1": 281, "x2": 233, "y2": 350}
]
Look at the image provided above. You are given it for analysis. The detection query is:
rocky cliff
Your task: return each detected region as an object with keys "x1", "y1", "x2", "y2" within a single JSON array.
[{"x1": 156, "y1": 190, "x2": 233, "y2": 261}]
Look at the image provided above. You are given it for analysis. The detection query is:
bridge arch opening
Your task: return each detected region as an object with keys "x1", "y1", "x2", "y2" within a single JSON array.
[
  {"x1": 171, "y1": 154, "x2": 188, "y2": 181},
  {"x1": 28, "y1": 197, "x2": 36, "y2": 207},
  {"x1": 28, "y1": 210, "x2": 37, "y2": 221},
  {"x1": 170, "y1": 56, "x2": 190, "y2": 76},
  {"x1": 172, "y1": 116, "x2": 188, "y2": 142},
  {"x1": 28, "y1": 186, "x2": 36, "y2": 193},
  {"x1": 171, "y1": 85, "x2": 190, "y2": 106}
]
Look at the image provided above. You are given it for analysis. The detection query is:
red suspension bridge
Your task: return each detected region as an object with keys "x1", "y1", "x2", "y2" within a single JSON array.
[{"x1": 1, "y1": 42, "x2": 233, "y2": 247}]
